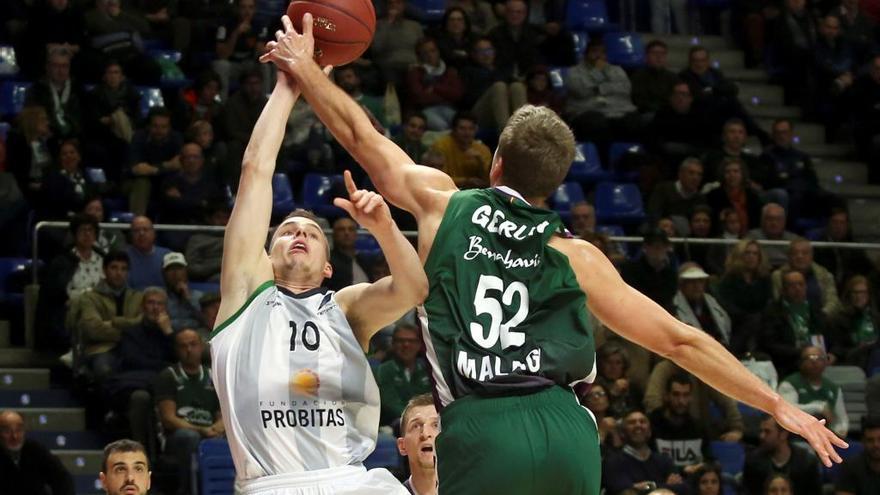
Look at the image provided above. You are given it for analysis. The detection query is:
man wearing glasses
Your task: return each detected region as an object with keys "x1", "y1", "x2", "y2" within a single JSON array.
[
  {"x1": 778, "y1": 346, "x2": 849, "y2": 438},
  {"x1": 376, "y1": 324, "x2": 432, "y2": 426}
]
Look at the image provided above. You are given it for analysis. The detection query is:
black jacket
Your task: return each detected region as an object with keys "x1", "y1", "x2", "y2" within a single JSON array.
[{"x1": 0, "y1": 439, "x2": 74, "y2": 495}]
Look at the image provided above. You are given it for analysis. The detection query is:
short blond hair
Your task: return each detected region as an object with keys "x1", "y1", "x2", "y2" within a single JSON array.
[
  {"x1": 399, "y1": 393, "x2": 436, "y2": 431},
  {"x1": 497, "y1": 105, "x2": 575, "y2": 199}
]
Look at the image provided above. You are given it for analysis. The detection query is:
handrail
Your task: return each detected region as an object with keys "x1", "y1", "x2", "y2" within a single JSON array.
[{"x1": 31, "y1": 221, "x2": 880, "y2": 284}]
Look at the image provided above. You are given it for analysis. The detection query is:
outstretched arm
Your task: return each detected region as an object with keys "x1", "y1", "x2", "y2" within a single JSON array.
[
  {"x1": 552, "y1": 237, "x2": 848, "y2": 466},
  {"x1": 216, "y1": 74, "x2": 299, "y2": 326},
  {"x1": 334, "y1": 171, "x2": 428, "y2": 349},
  {"x1": 261, "y1": 14, "x2": 456, "y2": 221}
]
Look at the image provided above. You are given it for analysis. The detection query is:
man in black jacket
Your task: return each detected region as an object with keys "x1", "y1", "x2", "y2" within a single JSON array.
[
  {"x1": 0, "y1": 410, "x2": 74, "y2": 495},
  {"x1": 743, "y1": 415, "x2": 821, "y2": 495}
]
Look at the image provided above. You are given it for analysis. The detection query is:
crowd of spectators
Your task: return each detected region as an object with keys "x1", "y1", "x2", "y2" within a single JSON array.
[{"x1": 2, "y1": 1, "x2": 880, "y2": 495}]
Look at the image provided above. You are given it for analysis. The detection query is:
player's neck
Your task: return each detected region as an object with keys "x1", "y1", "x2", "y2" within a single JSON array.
[
  {"x1": 275, "y1": 278, "x2": 321, "y2": 294},
  {"x1": 410, "y1": 468, "x2": 438, "y2": 495}
]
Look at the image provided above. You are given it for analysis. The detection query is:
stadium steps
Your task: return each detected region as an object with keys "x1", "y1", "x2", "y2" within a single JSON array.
[
  {"x1": 756, "y1": 118, "x2": 825, "y2": 145},
  {"x1": 824, "y1": 183, "x2": 880, "y2": 199},
  {"x1": 737, "y1": 83, "x2": 785, "y2": 106},
  {"x1": 814, "y1": 160, "x2": 868, "y2": 185},
  {"x1": 0, "y1": 320, "x2": 9, "y2": 348},
  {"x1": 11, "y1": 407, "x2": 87, "y2": 431},
  {"x1": 640, "y1": 34, "x2": 729, "y2": 50},
  {"x1": 744, "y1": 104, "x2": 801, "y2": 119},
  {"x1": 798, "y1": 143, "x2": 854, "y2": 160},
  {"x1": 668, "y1": 49, "x2": 744, "y2": 71},
  {"x1": 0, "y1": 348, "x2": 59, "y2": 368},
  {"x1": 724, "y1": 68, "x2": 769, "y2": 83},
  {"x1": 848, "y1": 198, "x2": 880, "y2": 241},
  {"x1": 54, "y1": 449, "x2": 105, "y2": 476},
  {"x1": 0, "y1": 367, "x2": 49, "y2": 389}
]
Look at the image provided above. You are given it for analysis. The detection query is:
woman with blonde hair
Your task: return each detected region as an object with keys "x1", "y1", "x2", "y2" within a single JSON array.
[{"x1": 716, "y1": 239, "x2": 772, "y2": 353}]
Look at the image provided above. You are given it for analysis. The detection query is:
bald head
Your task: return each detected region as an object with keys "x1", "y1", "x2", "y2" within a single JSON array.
[
  {"x1": 761, "y1": 203, "x2": 787, "y2": 238},
  {"x1": 130, "y1": 215, "x2": 156, "y2": 253},
  {"x1": 0, "y1": 410, "x2": 25, "y2": 452}
]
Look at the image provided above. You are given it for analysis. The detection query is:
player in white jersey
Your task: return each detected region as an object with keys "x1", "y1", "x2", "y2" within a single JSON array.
[{"x1": 210, "y1": 57, "x2": 427, "y2": 494}]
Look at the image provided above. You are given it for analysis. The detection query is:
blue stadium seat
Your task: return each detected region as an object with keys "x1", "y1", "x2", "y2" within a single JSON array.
[
  {"x1": 565, "y1": 0, "x2": 610, "y2": 32},
  {"x1": 608, "y1": 141, "x2": 643, "y2": 181},
  {"x1": 189, "y1": 282, "x2": 220, "y2": 295},
  {"x1": 552, "y1": 182, "x2": 586, "y2": 225},
  {"x1": 136, "y1": 86, "x2": 165, "y2": 118},
  {"x1": 0, "y1": 81, "x2": 31, "y2": 117},
  {"x1": 0, "y1": 45, "x2": 18, "y2": 77},
  {"x1": 199, "y1": 438, "x2": 235, "y2": 495},
  {"x1": 0, "y1": 121, "x2": 10, "y2": 141},
  {"x1": 147, "y1": 49, "x2": 183, "y2": 63},
  {"x1": 85, "y1": 167, "x2": 107, "y2": 184},
  {"x1": 364, "y1": 432, "x2": 401, "y2": 470},
  {"x1": 567, "y1": 142, "x2": 611, "y2": 183},
  {"x1": 108, "y1": 211, "x2": 135, "y2": 223},
  {"x1": 603, "y1": 32, "x2": 646, "y2": 69},
  {"x1": 409, "y1": 0, "x2": 447, "y2": 22},
  {"x1": 572, "y1": 31, "x2": 589, "y2": 60},
  {"x1": 710, "y1": 440, "x2": 745, "y2": 477},
  {"x1": 272, "y1": 173, "x2": 296, "y2": 215},
  {"x1": 824, "y1": 440, "x2": 863, "y2": 483},
  {"x1": 594, "y1": 182, "x2": 645, "y2": 224},
  {"x1": 74, "y1": 474, "x2": 103, "y2": 494},
  {"x1": 549, "y1": 67, "x2": 568, "y2": 90},
  {"x1": 595, "y1": 225, "x2": 625, "y2": 237},
  {"x1": 0, "y1": 257, "x2": 30, "y2": 306},
  {"x1": 301, "y1": 173, "x2": 345, "y2": 218},
  {"x1": 0, "y1": 389, "x2": 79, "y2": 408},
  {"x1": 355, "y1": 234, "x2": 381, "y2": 259}
]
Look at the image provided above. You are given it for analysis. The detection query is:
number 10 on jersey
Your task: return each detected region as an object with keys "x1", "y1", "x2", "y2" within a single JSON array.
[{"x1": 289, "y1": 321, "x2": 321, "y2": 351}]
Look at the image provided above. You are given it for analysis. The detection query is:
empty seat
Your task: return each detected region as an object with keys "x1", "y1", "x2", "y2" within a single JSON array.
[
  {"x1": 595, "y1": 182, "x2": 645, "y2": 224},
  {"x1": 549, "y1": 67, "x2": 569, "y2": 90},
  {"x1": 0, "y1": 121, "x2": 10, "y2": 141},
  {"x1": 552, "y1": 181, "x2": 586, "y2": 214},
  {"x1": 567, "y1": 142, "x2": 611, "y2": 183},
  {"x1": 824, "y1": 365, "x2": 868, "y2": 434},
  {"x1": 199, "y1": 438, "x2": 235, "y2": 495},
  {"x1": 603, "y1": 32, "x2": 646, "y2": 69},
  {"x1": 189, "y1": 282, "x2": 220, "y2": 295},
  {"x1": 0, "y1": 81, "x2": 31, "y2": 117},
  {"x1": 572, "y1": 31, "x2": 589, "y2": 60},
  {"x1": 85, "y1": 168, "x2": 107, "y2": 184},
  {"x1": 0, "y1": 257, "x2": 30, "y2": 306},
  {"x1": 409, "y1": 0, "x2": 447, "y2": 22},
  {"x1": 710, "y1": 440, "x2": 745, "y2": 477},
  {"x1": 301, "y1": 173, "x2": 345, "y2": 218},
  {"x1": 355, "y1": 234, "x2": 381, "y2": 258},
  {"x1": 136, "y1": 86, "x2": 165, "y2": 118},
  {"x1": 272, "y1": 173, "x2": 296, "y2": 215},
  {"x1": 608, "y1": 141, "x2": 644, "y2": 181},
  {"x1": 0, "y1": 45, "x2": 18, "y2": 76},
  {"x1": 364, "y1": 432, "x2": 401, "y2": 470},
  {"x1": 595, "y1": 224, "x2": 625, "y2": 237},
  {"x1": 565, "y1": 0, "x2": 610, "y2": 32}
]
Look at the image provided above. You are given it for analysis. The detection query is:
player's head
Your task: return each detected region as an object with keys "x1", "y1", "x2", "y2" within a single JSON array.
[
  {"x1": 100, "y1": 439, "x2": 150, "y2": 495},
  {"x1": 397, "y1": 394, "x2": 440, "y2": 471},
  {"x1": 269, "y1": 209, "x2": 332, "y2": 284},
  {"x1": 0, "y1": 410, "x2": 25, "y2": 453},
  {"x1": 491, "y1": 105, "x2": 575, "y2": 201}
]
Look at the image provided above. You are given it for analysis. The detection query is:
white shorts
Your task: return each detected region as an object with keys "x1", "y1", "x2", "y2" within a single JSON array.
[{"x1": 236, "y1": 464, "x2": 409, "y2": 495}]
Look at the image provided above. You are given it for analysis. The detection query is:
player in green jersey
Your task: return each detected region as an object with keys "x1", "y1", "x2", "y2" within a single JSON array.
[{"x1": 261, "y1": 14, "x2": 848, "y2": 495}]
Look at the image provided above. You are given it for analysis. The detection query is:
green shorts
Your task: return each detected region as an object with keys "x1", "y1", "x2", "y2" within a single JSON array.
[{"x1": 436, "y1": 385, "x2": 601, "y2": 495}]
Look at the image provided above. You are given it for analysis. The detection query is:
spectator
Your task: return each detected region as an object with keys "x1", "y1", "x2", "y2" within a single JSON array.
[
  {"x1": 82, "y1": 0, "x2": 161, "y2": 84},
  {"x1": 181, "y1": 71, "x2": 226, "y2": 132},
  {"x1": 433, "y1": 7, "x2": 476, "y2": 69},
  {"x1": 334, "y1": 65, "x2": 385, "y2": 128},
  {"x1": 706, "y1": 157, "x2": 763, "y2": 235},
  {"x1": 162, "y1": 252, "x2": 204, "y2": 333},
  {"x1": 580, "y1": 382, "x2": 623, "y2": 454},
  {"x1": 813, "y1": 15, "x2": 855, "y2": 126},
  {"x1": 213, "y1": 0, "x2": 270, "y2": 100},
  {"x1": 834, "y1": 415, "x2": 880, "y2": 495},
  {"x1": 702, "y1": 118, "x2": 770, "y2": 188},
  {"x1": 405, "y1": 37, "x2": 464, "y2": 131},
  {"x1": 75, "y1": 251, "x2": 143, "y2": 381},
  {"x1": 375, "y1": 324, "x2": 432, "y2": 426},
  {"x1": 690, "y1": 463, "x2": 722, "y2": 495},
  {"x1": 84, "y1": 61, "x2": 140, "y2": 180},
  {"x1": 325, "y1": 217, "x2": 371, "y2": 291},
  {"x1": 154, "y1": 329, "x2": 223, "y2": 494},
  {"x1": 705, "y1": 207, "x2": 743, "y2": 274},
  {"x1": 126, "y1": 215, "x2": 172, "y2": 289},
  {"x1": 778, "y1": 345, "x2": 849, "y2": 437},
  {"x1": 761, "y1": 268, "x2": 831, "y2": 375},
  {"x1": 525, "y1": 65, "x2": 565, "y2": 115},
  {"x1": 223, "y1": 69, "x2": 268, "y2": 184},
  {"x1": 770, "y1": 238, "x2": 841, "y2": 316},
  {"x1": 647, "y1": 157, "x2": 707, "y2": 233},
  {"x1": 747, "y1": 203, "x2": 798, "y2": 269},
  {"x1": 673, "y1": 264, "x2": 732, "y2": 347},
  {"x1": 461, "y1": 37, "x2": 527, "y2": 131},
  {"x1": 448, "y1": 0, "x2": 498, "y2": 35},
  {"x1": 186, "y1": 120, "x2": 228, "y2": 186},
  {"x1": 20, "y1": 0, "x2": 86, "y2": 79},
  {"x1": 829, "y1": 275, "x2": 880, "y2": 368},
  {"x1": 595, "y1": 342, "x2": 645, "y2": 418},
  {"x1": 852, "y1": 56, "x2": 880, "y2": 180},
  {"x1": 768, "y1": 0, "x2": 818, "y2": 109},
  {"x1": 128, "y1": 107, "x2": 184, "y2": 215},
  {"x1": 765, "y1": 474, "x2": 794, "y2": 494},
  {"x1": 6, "y1": 105, "x2": 55, "y2": 205},
  {"x1": 396, "y1": 394, "x2": 439, "y2": 495},
  {"x1": 83, "y1": 195, "x2": 126, "y2": 253},
  {"x1": 644, "y1": 359, "x2": 745, "y2": 441},
  {"x1": 25, "y1": 49, "x2": 82, "y2": 139},
  {"x1": 372, "y1": 0, "x2": 424, "y2": 85},
  {"x1": 570, "y1": 201, "x2": 596, "y2": 237},
  {"x1": 646, "y1": 81, "x2": 711, "y2": 169},
  {"x1": 649, "y1": 372, "x2": 712, "y2": 474},
  {"x1": 161, "y1": 143, "x2": 223, "y2": 226},
  {"x1": 742, "y1": 415, "x2": 822, "y2": 495},
  {"x1": 41, "y1": 138, "x2": 96, "y2": 220},
  {"x1": 0, "y1": 171, "x2": 28, "y2": 257},
  {"x1": 716, "y1": 239, "x2": 773, "y2": 353},
  {"x1": 104, "y1": 287, "x2": 175, "y2": 450},
  {"x1": 603, "y1": 409, "x2": 687, "y2": 495},
  {"x1": 564, "y1": 37, "x2": 640, "y2": 147},
  {"x1": 680, "y1": 206, "x2": 715, "y2": 270},
  {"x1": 198, "y1": 293, "x2": 221, "y2": 335},
  {"x1": 393, "y1": 113, "x2": 430, "y2": 163},
  {"x1": 0, "y1": 410, "x2": 74, "y2": 495},
  {"x1": 679, "y1": 46, "x2": 726, "y2": 105},
  {"x1": 814, "y1": 208, "x2": 873, "y2": 287},
  {"x1": 833, "y1": 0, "x2": 877, "y2": 65},
  {"x1": 651, "y1": 0, "x2": 689, "y2": 34},
  {"x1": 428, "y1": 112, "x2": 492, "y2": 188},
  {"x1": 760, "y1": 119, "x2": 823, "y2": 225},
  {"x1": 184, "y1": 203, "x2": 229, "y2": 282},
  {"x1": 631, "y1": 40, "x2": 679, "y2": 115},
  {"x1": 488, "y1": 0, "x2": 543, "y2": 80},
  {"x1": 98, "y1": 439, "x2": 151, "y2": 495},
  {"x1": 621, "y1": 230, "x2": 678, "y2": 311}
]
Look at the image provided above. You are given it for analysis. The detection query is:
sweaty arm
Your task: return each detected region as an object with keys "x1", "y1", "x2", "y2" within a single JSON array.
[
  {"x1": 216, "y1": 75, "x2": 299, "y2": 326},
  {"x1": 334, "y1": 172, "x2": 428, "y2": 349},
  {"x1": 553, "y1": 237, "x2": 847, "y2": 466}
]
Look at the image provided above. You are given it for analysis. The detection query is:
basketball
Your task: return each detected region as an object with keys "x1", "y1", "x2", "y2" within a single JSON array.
[{"x1": 287, "y1": 0, "x2": 376, "y2": 67}]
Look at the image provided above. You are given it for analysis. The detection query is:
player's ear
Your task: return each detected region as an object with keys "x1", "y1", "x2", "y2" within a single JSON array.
[
  {"x1": 397, "y1": 437, "x2": 407, "y2": 456},
  {"x1": 489, "y1": 153, "x2": 503, "y2": 185},
  {"x1": 323, "y1": 261, "x2": 333, "y2": 279},
  {"x1": 99, "y1": 472, "x2": 106, "y2": 489}
]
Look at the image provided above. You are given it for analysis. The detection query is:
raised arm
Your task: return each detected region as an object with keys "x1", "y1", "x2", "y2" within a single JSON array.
[
  {"x1": 216, "y1": 74, "x2": 299, "y2": 326},
  {"x1": 551, "y1": 237, "x2": 848, "y2": 466},
  {"x1": 333, "y1": 171, "x2": 428, "y2": 349},
  {"x1": 260, "y1": 14, "x2": 456, "y2": 222}
]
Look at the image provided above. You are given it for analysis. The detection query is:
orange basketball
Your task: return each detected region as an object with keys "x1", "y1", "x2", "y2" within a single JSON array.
[{"x1": 287, "y1": 0, "x2": 376, "y2": 67}]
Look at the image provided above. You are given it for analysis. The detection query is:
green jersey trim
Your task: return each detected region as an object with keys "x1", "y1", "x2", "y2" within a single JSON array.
[{"x1": 209, "y1": 280, "x2": 275, "y2": 340}]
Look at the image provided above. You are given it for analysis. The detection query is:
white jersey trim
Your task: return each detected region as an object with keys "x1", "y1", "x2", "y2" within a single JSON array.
[{"x1": 417, "y1": 305, "x2": 454, "y2": 407}]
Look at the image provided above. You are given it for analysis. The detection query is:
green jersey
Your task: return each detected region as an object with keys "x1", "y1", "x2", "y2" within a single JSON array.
[{"x1": 420, "y1": 187, "x2": 595, "y2": 406}]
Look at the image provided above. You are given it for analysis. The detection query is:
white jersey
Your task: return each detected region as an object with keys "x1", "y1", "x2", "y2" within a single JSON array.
[{"x1": 210, "y1": 281, "x2": 381, "y2": 483}]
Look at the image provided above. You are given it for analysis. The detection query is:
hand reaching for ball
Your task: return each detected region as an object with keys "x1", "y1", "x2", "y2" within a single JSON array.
[
  {"x1": 261, "y1": 14, "x2": 315, "y2": 72},
  {"x1": 332, "y1": 170, "x2": 393, "y2": 235}
]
